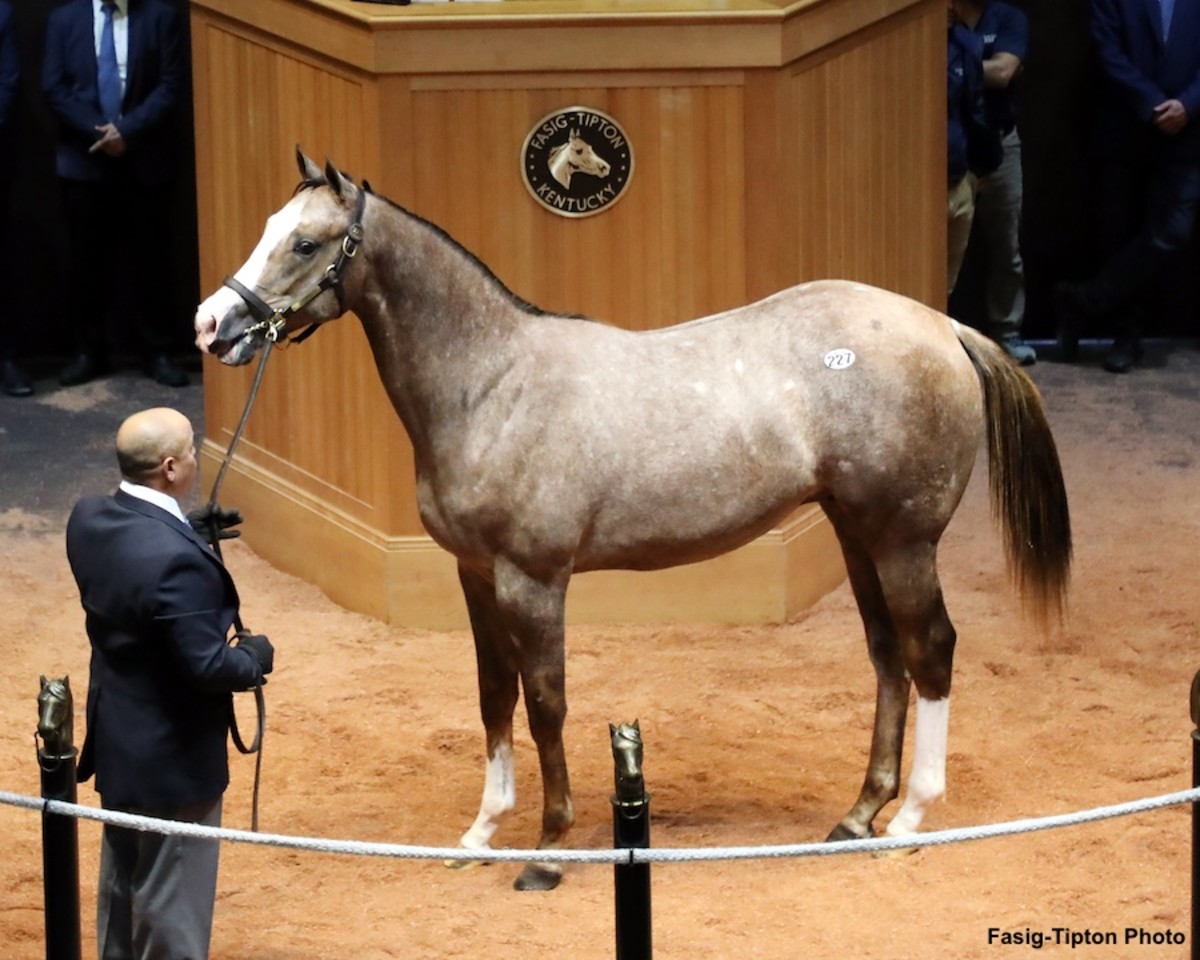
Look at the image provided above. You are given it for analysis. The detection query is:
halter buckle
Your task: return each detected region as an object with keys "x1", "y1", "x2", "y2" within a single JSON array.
[{"x1": 265, "y1": 316, "x2": 288, "y2": 343}]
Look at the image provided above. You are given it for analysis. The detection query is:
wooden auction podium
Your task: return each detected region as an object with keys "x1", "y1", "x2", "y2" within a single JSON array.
[{"x1": 190, "y1": 0, "x2": 944, "y2": 629}]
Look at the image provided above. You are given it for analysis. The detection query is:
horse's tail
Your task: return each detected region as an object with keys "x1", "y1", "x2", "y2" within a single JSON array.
[{"x1": 953, "y1": 321, "x2": 1072, "y2": 624}]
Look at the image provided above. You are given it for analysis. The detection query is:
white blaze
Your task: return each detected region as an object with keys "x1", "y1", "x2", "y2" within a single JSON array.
[{"x1": 194, "y1": 196, "x2": 307, "y2": 351}]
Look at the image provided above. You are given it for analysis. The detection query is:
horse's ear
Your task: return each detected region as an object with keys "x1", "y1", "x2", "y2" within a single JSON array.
[
  {"x1": 295, "y1": 146, "x2": 322, "y2": 181},
  {"x1": 39, "y1": 674, "x2": 46, "y2": 686},
  {"x1": 609, "y1": 723, "x2": 617, "y2": 737},
  {"x1": 324, "y1": 158, "x2": 355, "y2": 200},
  {"x1": 631, "y1": 719, "x2": 640, "y2": 732}
]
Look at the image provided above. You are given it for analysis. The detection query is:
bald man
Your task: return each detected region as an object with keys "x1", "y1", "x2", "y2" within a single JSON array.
[{"x1": 66, "y1": 407, "x2": 273, "y2": 960}]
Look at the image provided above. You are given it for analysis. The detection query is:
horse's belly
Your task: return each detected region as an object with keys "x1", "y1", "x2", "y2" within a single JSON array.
[{"x1": 573, "y1": 471, "x2": 816, "y2": 573}]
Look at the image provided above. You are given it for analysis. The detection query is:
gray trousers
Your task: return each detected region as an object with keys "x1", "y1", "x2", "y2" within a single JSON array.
[
  {"x1": 97, "y1": 797, "x2": 222, "y2": 960},
  {"x1": 970, "y1": 128, "x2": 1026, "y2": 338}
]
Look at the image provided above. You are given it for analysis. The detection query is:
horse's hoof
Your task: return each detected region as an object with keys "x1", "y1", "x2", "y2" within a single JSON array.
[
  {"x1": 825, "y1": 823, "x2": 874, "y2": 843},
  {"x1": 513, "y1": 862, "x2": 563, "y2": 891}
]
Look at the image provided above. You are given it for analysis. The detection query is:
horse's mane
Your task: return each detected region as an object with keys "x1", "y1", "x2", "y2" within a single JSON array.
[{"x1": 296, "y1": 177, "x2": 593, "y2": 323}]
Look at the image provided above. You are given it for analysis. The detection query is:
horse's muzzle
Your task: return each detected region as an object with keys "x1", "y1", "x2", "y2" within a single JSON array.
[{"x1": 195, "y1": 288, "x2": 260, "y2": 365}]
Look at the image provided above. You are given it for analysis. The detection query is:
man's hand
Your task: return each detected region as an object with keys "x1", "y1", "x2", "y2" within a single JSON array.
[
  {"x1": 236, "y1": 633, "x2": 274, "y2": 676},
  {"x1": 188, "y1": 502, "x2": 244, "y2": 543},
  {"x1": 1153, "y1": 99, "x2": 1189, "y2": 136},
  {"x1": 88, "y1": 123, "x2": 126, "y2": 156}
]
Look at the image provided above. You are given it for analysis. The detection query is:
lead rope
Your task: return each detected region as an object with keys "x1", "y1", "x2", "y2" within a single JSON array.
[{"x1": 205, "y1": 319, "x2": 286, "y2": 832}]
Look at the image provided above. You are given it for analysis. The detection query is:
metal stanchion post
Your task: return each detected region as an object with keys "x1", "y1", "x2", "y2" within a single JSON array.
[
  {"x1": 36, "y1": 677, "x2": 82, "y2": 960},
  {"x1": 610, "y1": 721, "x2": 652, "y2": 960}
]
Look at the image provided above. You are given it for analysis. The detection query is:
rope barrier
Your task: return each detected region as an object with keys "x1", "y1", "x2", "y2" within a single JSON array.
[{"x1": 4, "y1": 785, "x2": 1198, "y2": 866}]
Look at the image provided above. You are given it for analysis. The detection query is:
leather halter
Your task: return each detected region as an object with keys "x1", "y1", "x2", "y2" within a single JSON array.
[{"x1": 222, "y1": 183, "x2": 367, "y2": 346}]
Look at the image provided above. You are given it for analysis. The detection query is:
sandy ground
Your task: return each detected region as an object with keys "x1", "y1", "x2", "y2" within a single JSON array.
[{"x1": 2, "y1": 344, "x2": 1199, "y2": 959}]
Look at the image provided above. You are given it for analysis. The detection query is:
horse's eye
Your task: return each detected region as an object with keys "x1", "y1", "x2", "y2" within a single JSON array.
[{"x1": 293, "y1": 239, "x2": 319, "y2": 257}]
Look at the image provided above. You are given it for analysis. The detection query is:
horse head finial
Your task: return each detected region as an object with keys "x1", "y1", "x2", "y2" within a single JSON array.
[
  {"x1": 37, "y1": 675, "x2": 75, "y2": 760},
  {"x1": 610, "y1": 720, "x2": 645, "y2": 804}
]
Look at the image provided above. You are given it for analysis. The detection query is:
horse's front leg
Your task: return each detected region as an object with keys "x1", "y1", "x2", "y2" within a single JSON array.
[
  {"x1": 824, "y1": 517, "x2": 910, "y2": 841},
  {"x1": 456, "y1": 564, "x2": 520, "y2": 857},
  {"x1": 494, "y1": 557, "x2": 575, "y2": 891}
]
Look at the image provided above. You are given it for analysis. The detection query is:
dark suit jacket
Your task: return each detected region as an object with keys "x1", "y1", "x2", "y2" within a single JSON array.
[
  {"x1": 67, "y1": 489, "x2": 263, "y2": 810},
  {"x1": 1091, "y1": 0, "x2": 1200, "y2": 160},
  {"x1": 42, "y1": 0, "x2": 185, "y2": 184},
  {"x1": 0, "y1": 2, "x2": 17, "y2": 137}
]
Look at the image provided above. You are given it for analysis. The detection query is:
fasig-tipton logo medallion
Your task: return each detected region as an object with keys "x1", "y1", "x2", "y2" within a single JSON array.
[{"x1": 521, "y1": 107, "x2": 634, "y2": 219}]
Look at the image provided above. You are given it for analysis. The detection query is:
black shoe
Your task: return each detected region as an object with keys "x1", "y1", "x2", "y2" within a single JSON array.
[
  {"x1": 59, "y1": 353, "x2": 105, "y2": 387},
  {"x1": 2, "y1": 360, "x2": 33, "y2": 397},
  {"x1": 1053, "y1": 282, "x2": 1087, "y2": 362},
  {"x1": 145, "y1": 354, "x2": 190, "y2": 387},
  {"x1": 1102, "y1": 336, "x2": 1142, "y2": 374}
]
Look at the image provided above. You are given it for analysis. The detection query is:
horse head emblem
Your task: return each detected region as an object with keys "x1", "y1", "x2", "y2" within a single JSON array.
[
  {"x1": 194, "y1": 149, "x2": 367, "y2": 367},
  {"x1": 547, "y1": 130, "x2": 611, "y2": 189},
  {"x1": 37, "y1": 675, "x2": 75, "y2": 759},
  {"x1": 610, "y1": 720, "x2": 645, "y2": 804}
]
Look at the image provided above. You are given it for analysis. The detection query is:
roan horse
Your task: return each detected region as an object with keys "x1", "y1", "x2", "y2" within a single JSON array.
[{"x1": 195, "y1": 151, "x2": 1071, "y2": 890}]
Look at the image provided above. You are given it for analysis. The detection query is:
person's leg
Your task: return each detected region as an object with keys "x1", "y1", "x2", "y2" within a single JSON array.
[
  {"x1": 947, "y1": 177, "x2": 976, "y2": 297},
  {"x1": 58, "y1": 179, "x2": 114, "y2": 382},
  {"x1": 97, "y1": 820, "x2": 137, "y2": 960},
  {"x1": 0, "y1": 149, "x2": 32, "y2": 395},
  {"x1": 975, "y1": 132, "x2": 1029, "y2": 350},
  {"x1": 1055, "y1": 155, "x2": 1145, "y2": 359},
  {"x1": 131, "y1": 798, "x2": 222, "y2": 960},
  {"x1": 1099, "y1": 159, "x2": 1200, "y2": 372}
]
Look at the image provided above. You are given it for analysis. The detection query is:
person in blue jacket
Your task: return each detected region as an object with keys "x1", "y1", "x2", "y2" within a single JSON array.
[
  {"x1": 67, "y1": 407, "x2": 274, "y2": 960},
  {"x1": 954, "y1": 0, "x2": 1036, "y2": 365},
  {"x1": 0, "y1": 2, "x2": 33, "y2": 397},
  {"x1": 948, "y1": 4, "x2": 1002, "y2": 296},
  {"x1": 1056, "y1": 0, "x2": 1200, "y2": 372},
  {"x1": 43, "y1": 0, "x2": 191, "y2": 388}
]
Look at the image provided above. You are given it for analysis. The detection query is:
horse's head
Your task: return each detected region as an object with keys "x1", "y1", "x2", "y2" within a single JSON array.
[
  {"x1": 547, "y1": 131, "x2": 612, "y2": 188},
  {"x1": 37, "y1": 675, "x2": 74, "y2": 758},
  {"x1": 566, "y1": 130, "x2": 610, "y2": 179},
  {"x1": 195, "y1": 149, "x2": 366, "y2": 366}
]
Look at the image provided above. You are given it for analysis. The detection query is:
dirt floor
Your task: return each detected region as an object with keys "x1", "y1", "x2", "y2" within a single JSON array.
[{"x1": 2, "y1": 343, "x2": 1199, "y2": 959}]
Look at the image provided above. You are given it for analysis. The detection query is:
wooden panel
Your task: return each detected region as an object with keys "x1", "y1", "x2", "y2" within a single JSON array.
[
  {"x1": 192, "y1": 0, "x2": 933, "y2": 75},
  {"x1": 190, "y1": 0, "x2": 944, "y2": 625},
  {"x1": 194, "y1": 20, "x2": 420, "y2": 533},
  {"x1": 788, "y1": 4, "x2": 944, "y2": 301},
  {"x1": 405, "y1": 81, "x2": 746, "y2": 328}
]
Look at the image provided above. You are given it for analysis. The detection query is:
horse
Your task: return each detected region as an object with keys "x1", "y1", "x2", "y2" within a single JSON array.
[
  {"x1": 547, "y1": 130, "x2": 610, "y2": 188},
  {"x1": 37, "y1": 675, "x2": 74, "y2": 760},
  {"x1": 195, "y1": 150, "x2": 1072, "y2": 891}
]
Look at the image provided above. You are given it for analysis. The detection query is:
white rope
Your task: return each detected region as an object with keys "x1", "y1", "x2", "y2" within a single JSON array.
[{"x1": 4, "y1": 785, "x2": 1198, "y2": 866}]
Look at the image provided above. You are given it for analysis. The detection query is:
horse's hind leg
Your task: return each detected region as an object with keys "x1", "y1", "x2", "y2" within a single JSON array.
[
  {"x1": 825, "y1": 520, "x2": 911, "y2": 841},
  {"x1": 875, "y1": 543, "x2": 958, "y2": 838},
  {"x1": 456, "y1": 564, "x2": 520, "y2": 855}
]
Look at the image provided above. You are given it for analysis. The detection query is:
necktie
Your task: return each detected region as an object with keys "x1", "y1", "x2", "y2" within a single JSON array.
[
  {"x1": 97, "y1": 2, "x2": 122, "y2": 121},
  {"x1": 1160, "y1": 0, "x2": 1174, "y2": 42}
]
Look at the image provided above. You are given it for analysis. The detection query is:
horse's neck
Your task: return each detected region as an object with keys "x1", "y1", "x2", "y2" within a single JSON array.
[{"x1": 350, "y1": 213, "x2": 528, "y2": 457}]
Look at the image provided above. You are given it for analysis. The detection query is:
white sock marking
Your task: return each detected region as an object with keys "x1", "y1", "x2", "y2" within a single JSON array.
[
  {"x1": 460, "y1": 743, "x2": 516, "y2": 850},
  {"x1": 886, "y1": 695, "x2": 949, "y2": 837}
]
